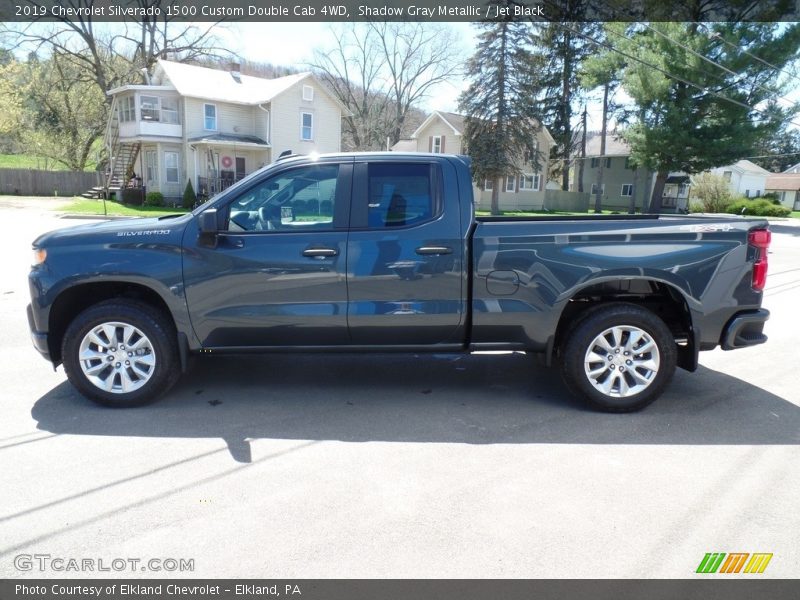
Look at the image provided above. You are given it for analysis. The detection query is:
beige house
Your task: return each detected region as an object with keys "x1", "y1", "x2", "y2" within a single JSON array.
[
  {"x1": 392, "y1": 111, "x2": 554, "y2": 210},
  {"x1": 765, "y1": 173, "x2": 800, "y2": 210},
  {"x1": 104, "y1": 59, "x2": 347, "y2": 201}
]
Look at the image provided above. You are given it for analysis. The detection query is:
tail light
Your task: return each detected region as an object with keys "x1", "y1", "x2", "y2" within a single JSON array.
[{"x1": 749, "y1": 229, "x2": 771, "y2": 291}]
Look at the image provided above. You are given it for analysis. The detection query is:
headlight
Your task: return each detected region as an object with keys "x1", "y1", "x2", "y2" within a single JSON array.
[{"x1": 32, "y1": 248, "x2": 47, "y2": 266}]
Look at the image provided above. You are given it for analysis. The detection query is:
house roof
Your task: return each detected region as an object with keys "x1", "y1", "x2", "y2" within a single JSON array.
[
  {"x1": 765, "y1": 173, "x2": 800, "y2": 190},
  {"x1": 391, "y1": 139, "x2": 418, "y2": 152},
  {"x1": 411, "y1": 110, "x2": 555, "y2": 145},
  {"x1": 188, "y1": 133, "x2": 269, "y2": 147},
  {"x1": 783, "y1": 161, "x2": 800, "y2": 173},
  {"x1": 583, "y1": 132, "x2": 632, "y2": 157},
  {"x1": 732, "y1": 159, "x2": 771, "y2": 174},
  {"x1": 151, "y1": 60, "x2": 350, "y2": 115}
]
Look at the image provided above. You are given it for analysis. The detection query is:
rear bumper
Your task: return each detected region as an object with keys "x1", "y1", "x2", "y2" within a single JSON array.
[
  {"x1": 27, "y1": 303, "x2": 51, "y2": 361},
  {"x1": 720, "y1": 309, "x2": 769, "y2": 350}
]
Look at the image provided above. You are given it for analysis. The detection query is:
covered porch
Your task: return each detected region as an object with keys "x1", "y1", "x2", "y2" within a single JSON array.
[{"x1": 189, "y1": 134, "x2": 271, "y2": 199}]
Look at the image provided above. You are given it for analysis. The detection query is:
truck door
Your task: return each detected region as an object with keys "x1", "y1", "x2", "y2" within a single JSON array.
[
  {"x1": 183, "y1": 161, "x2": 352, "y2": 347},
  {"x1": 346, "y1": 158, "x2": 465, "y2": 346}
]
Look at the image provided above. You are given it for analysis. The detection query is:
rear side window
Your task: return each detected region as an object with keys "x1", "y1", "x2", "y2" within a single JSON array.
[{"x1": 367, "y1": 163, "x2": 440, "y2": 228}]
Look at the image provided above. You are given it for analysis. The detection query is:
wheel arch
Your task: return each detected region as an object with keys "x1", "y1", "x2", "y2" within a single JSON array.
[
  {"x1": 47, "y1": 281, "x2": 178, "y2": 365},
  {"x1": 549, "y1": 277, "x2": 697, "y2": 372}
]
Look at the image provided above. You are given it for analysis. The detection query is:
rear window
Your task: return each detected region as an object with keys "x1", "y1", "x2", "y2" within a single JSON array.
[{"x1": 366, "y1": 163, "x2": 440, "y2": 228}]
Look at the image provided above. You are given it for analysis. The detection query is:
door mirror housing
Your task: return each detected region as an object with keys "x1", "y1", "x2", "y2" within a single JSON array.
[{"x1": 198, "y1": 208, "x2": 219, "y2": 247}]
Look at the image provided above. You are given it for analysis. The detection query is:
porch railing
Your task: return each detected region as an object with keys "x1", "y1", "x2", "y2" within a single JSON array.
[{"x1": 197, "y1": 174, "x2": 248, "y2": 198}]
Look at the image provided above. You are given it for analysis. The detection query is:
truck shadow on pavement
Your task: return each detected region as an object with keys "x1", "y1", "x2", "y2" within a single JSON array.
[{"x1": 32, "y1": 352, "x2": 800, "y2": 463}]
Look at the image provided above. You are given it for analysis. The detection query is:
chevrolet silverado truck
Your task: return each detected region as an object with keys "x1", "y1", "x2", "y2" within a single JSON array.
[{"x1": 28, "y1": 153, "x2": 771, "y2": 412}]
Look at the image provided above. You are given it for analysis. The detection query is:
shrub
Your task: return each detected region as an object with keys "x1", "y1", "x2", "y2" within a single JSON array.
[
  {"x1": 144, "y1": 191, "x2": 164, "y2": 207},
  {"x1": 183, "y1": 180, "x2": 197, "y2": 209},
  {"x1": 689, "y1": 172, "x2": 734, "y2": 213},
  {"x1": 726, "y1": 198, "x2": 791, "y2": 217}
]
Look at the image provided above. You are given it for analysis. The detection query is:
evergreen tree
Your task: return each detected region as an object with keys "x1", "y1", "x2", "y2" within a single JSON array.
[
  {"x1": 611, "y1": 22, "x2": 800, "y2": 212},
  {"x1": 530, "y1": 12, "x2": 599, "y2": 191},
  {"x1": 459, "y1": 3, "x2": 541, "y2": 215}
]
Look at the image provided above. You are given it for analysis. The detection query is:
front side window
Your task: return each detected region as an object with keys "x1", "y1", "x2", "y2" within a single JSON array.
[
  {"x1": 119, "y1": 96, "x2": 135, "y2": 122},
  {"x1": 227, "y1": 164, "x2": 338, "y2": 232},
  {"x1": 431, "y1": 136, "x2": 442, "y2": 153},
  {"x1": 300, "y1": 112, "x2": 313, "y2": 141},
  {"x1": 484, "y1": 179, "x2": 494, "y2": 191},
  {"x1": 519, "y1": 174, "x2": 541, "y2": 191},
  {"x1": 621, "y1": 184, "x2": 633, "y2": 196},
  {"x1": 145, "y1": 150, "x2": 158, "y2": 183},
  {"x1": 591, "y1": 183, "x2": 605, "y2": 195},
  {"x1": 164, "y1": 151, "x2": 179, "y2": 184},
  {"x1": 505, "y1": 175, "x2": 516, "y2": 192},
  {"x1": 367, "y1": 163, "x2": 437, "y2": 228},
  {"x1": 204, "y1": 104, "x2": 217, "y2": 130}
]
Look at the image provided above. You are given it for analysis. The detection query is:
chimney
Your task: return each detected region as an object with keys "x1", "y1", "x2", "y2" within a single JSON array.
[{"x1": 231, "y1": 62, "x2": 242, "y2": 83}]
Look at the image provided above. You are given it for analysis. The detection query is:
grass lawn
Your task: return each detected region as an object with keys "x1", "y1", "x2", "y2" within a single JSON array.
[
  {"x1": 0, "y1": 154, "x2": 98, "y2": 171},
  {"x1": 791, "y1": 211, "x2": 800, "y2": 219},
  {"x1": 59, "y1": 198, "x2": 189, "y2": 218}
]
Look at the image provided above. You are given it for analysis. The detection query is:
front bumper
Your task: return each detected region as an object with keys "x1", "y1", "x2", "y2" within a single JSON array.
[
  {"x1": 720, "y1": 309, "x2": 769, "y2": 350},
  {"x1": 27, "y1": 303, "x2": 51, "y2": 361}
]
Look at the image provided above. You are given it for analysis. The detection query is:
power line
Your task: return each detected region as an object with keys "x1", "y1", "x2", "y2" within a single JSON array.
[
  {"x1": 697, "y1": 23, "x2": 800, "y2": 88},
  {"x1": 559, "y1": 22, "x2": 800, "y2": 130},
  {"x1": 642, "y1": 23, "x2": 797, "y2": 109}
]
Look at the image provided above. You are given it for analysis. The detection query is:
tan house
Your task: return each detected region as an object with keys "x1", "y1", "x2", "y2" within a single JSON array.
[
  {"x1": 104, "y1": 59, "x2": 347, "y2": 201},
  {"x1": 765, "y1": 173, "x2": 800, "y2": 210},
  {"x1": 392, "y1": 110, "x2": 554, "y2": 210}
]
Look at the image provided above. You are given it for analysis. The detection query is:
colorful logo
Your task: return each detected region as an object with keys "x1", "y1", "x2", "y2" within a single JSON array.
[{"x1": 696, "y1": 552, "x2": 773, "y2": 574}]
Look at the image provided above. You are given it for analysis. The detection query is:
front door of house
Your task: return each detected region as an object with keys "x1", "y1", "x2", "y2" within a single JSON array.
[{"x1": 236, "y1": 157, "x2": 246, "y2": 181}]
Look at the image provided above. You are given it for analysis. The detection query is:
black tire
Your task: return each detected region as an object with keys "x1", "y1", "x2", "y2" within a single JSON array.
[
  {"x1": 61, "y1": 299, "x2": 180, "y2": 407},
  {"x1": 559, "y1": 302, "x2": 677, "y2": 412}
]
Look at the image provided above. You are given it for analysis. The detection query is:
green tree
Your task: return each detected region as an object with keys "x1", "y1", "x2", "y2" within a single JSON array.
[
  {"x1": 459, "y1": 3, "x2": 541, "y2": 215},
  {"x1": 750, "y1": 125, "x2": 800, "y2": 173},
  {"x1": 610, "y1": 21, "x2": 800, "y2": 212},
  {"x1": 530, "y1": 13, "x2": 599, "y2": 191},
  {"x1": 17, "y1": 52, "x2": 107, "y2": 170}
]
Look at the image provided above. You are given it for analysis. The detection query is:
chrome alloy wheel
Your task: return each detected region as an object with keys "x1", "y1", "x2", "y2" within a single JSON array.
[
  {"x1": 78, "y1": 321, "x2": 156, "y2": 394},
  {"x1": 583, "y1": 325, "x2": 661, "y2": 398}
]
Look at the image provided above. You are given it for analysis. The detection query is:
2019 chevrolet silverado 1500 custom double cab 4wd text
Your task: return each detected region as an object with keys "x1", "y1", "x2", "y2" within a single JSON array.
[{"x1": 28, "y1": 153, "x2": 771, "y2": 412}]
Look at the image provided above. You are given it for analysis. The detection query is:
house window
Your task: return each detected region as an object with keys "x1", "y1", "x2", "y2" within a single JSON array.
[
  {"x1": 591, "y1": 183, "x2": 605, "y2": 195},
  {"x1": 161, "y1": 98, "x2": 179, "y2": 124},
  {"x1": 145, "y1": 150, "x2": 157, "y2": 184},
  {"x1": 300, "y1": 112, "x2": 313, "y2": 141},
  {"x1": 505, "y1": 175, "x2": 516, "y2": 192},
  {"x1": 140, "y1": 96, "x2": 159, "y2": 121},
  {"x1": 605, "y1": 157, "x2": 612, "y2": 168},
  {"x1": 590, "y1": 157, "x2": 599, "y2": 168},
  {"x1": 302, "y1": 85, "x2": 314, "y2": 101},
  {"x1": 484, "y1": 179, "x2": 494, "y2": 191},
  {"x1": 119, "y1": 96, "x2": 135, "y2": 122},
  {"x1": 519, "y1": 174, "x2": 540, "y2": 191},
  {"x1": 204, "y1": 104, "x2": 217, "y2": 130},
  {"x1": 621, "y1": 184, "x2": 633, "y2": 196},
  {"x1": 723, "y1": 170, "x2": 732, "y2": 181},
  {"x1": 745, "y1": 189, "x2": 750, "y2": 197},
  {"x1": 678, "y1": 183, "x2": 689, "y2": 196},
  {"x1": 625, "y1": 157, "x2": 633, "y2": 170},
  {"x1": 164, "y1": 151, "x2": 179, "y2": 184},
  {"x1": 431, "y1": 136, "x2": 442, "y2": 153}
]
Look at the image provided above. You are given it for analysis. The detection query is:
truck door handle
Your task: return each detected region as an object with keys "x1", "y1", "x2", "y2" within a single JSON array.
[
  {"x1": 415, "y1": 246, "x2": 453, "y2": 255},
  {"x1": 302, "y1": 247, "x2": 338, "y2": 259}
]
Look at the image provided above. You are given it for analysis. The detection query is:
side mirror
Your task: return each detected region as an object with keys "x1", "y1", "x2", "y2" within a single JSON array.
[{"x1": 198, "y1": 208, "x2": 219, "y2": 248}]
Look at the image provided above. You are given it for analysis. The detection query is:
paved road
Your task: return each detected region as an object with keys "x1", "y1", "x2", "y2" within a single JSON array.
[{"x1": 1, "y1": 201, "x2": 798, "y2": 578}]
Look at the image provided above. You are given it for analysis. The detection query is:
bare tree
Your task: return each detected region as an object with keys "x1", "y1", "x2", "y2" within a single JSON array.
[
  {"x1": 4, "y1": 0, "x2": 230, "y2": 102},
  {"x1": 309, "y1": 23, "x2": 463, "y2": 151}
]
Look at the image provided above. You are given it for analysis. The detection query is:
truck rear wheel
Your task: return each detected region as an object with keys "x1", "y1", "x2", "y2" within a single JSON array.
[
  {"x1": 559, "y1": 303, "x2": 676, "y2": 412},
  {"x1": 61, "y1": 299, "x2": 180, "y2": 407}
]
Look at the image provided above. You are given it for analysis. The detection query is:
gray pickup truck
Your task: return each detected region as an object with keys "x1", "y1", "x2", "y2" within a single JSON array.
[{"x1": 28, "y1": 153, "x2": 771, "y2": 412}]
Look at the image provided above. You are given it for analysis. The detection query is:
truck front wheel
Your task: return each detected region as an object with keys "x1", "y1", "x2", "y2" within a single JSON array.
[
  {"x1": 559, "y1": 303, "x2": 677, "y2": 412},
  {"x1": 61, "y1": 299, "x2": 180, "y2": 407}
]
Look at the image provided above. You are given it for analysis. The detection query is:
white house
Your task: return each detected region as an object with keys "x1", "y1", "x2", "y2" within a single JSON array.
[
  {"x1": 709, "y1": 160, "x2": 771, "y2": 198},
  {"x1": 392, "y1": 110, "x2": 554, "y2": 211},
  {"x1": 104, "y1": 59, "x2": 348, "y2": 201}
]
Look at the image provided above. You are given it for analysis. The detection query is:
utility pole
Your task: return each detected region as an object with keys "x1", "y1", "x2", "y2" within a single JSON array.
[{"x1": 578, "y1": 105, "x2": 587, "y2": 193}]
